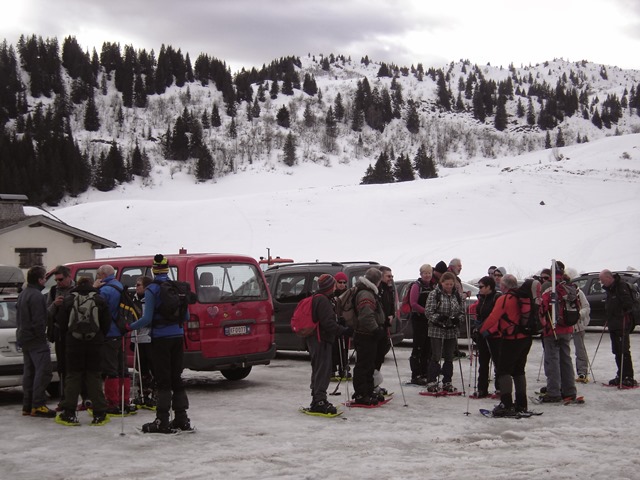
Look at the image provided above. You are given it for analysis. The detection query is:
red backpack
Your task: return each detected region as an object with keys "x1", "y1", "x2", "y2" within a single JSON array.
[{"x1": 290, "y1": 295, "x2": 319, "y2": 337}]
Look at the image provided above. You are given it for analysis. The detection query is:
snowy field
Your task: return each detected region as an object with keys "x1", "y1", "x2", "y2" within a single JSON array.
[{"x1": 1, "y1": 333, "x2": 639, "y2": 480}]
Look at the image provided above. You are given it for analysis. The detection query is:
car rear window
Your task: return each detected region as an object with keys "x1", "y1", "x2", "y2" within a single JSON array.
[
  {"x1": 0, "y1": 299, "x2": 17, "y2": 328},
  {"x1": 195, "y1": 263, "x2": 268, "y2": 303}
]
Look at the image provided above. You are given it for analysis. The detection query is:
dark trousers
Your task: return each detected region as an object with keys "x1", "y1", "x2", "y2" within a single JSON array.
[
  {"x1": 477, "y1": 337, "x2": 500, "y2": 394},
  {"x1": 307, "y1": 335, "x2": 332, "y2": 404},
  {"x1": 427, "y1": 337, "x2": 456, "y2": 383},
  {"x1": 102, "y1": 337, "x2": 126, "y2": 378},
  {"x1": 610, "y1": 330, "x2": 634, "y2": 379},
  {"x1": 410, "y1": 317, "x2": 431, "y2": 379},
  {"x1": 374, "y1": 334, "x2": 390, "y2": 371},
  {"x1": 54, "y1": 332, "x2": 66, "y2": 398},
  {"x1": 60, "y1": 339, "x2": 107, "y2": 413},
  {"x1": 495, "y1": 337, "x2": 532, "y2": 409},
  {"x1": 22, "y1": 343, "x2": 53, "y2": 410},
  {"x1": 152, "y1": 336, "x2": 189, "y2": 423},
  {"x1": 353, "y1": 333, "x2": 378, "y2": 397}
]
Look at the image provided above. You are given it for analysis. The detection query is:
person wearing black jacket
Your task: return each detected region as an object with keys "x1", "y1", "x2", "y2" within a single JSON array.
[
  {"x1": 55, "y1": 277, "x2": 112, "y2": 426},
  {"x1": 472, "y1": 275, "x2": 502, "y2": 397},
  {"x1": 306, "y1": 274, "x2": 348, "y2": 414},
  {"x1": 600, "y1": 269, "x2": 637, "y2": 387},
  {"x1": 374, "y1": 266, "x2": 394, "y2": 394}
]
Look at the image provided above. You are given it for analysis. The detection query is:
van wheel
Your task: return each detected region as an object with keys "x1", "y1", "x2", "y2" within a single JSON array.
[
  {"x1": 220, "y1": 366, "x2": 252, "y2": 381},
  {"x1": 46, "y1": 381, "x2": 61, "y2": 398}
]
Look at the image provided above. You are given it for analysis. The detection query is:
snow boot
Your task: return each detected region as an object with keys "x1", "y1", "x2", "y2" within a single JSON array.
[{"x1": 309, "y1": 400, "x2": 337, "y2": 415}]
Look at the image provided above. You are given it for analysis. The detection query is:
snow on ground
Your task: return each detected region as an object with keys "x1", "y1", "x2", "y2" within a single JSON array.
[{"x1": 1, "y1": 334, "x2": 639, "y2": 480}]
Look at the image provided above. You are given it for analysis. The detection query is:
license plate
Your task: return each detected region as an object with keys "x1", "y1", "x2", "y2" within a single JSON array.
[{"x1": 224, "y1": 325, "x2": 251, "y2": 336}]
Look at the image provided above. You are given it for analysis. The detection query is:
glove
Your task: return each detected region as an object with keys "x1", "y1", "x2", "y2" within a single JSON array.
[
  {"x1": 471, "y1": 328, "x2": 480, "y2": 344},
  {"x1": 481, "y1": 329, "x2": 490, "y2": 339},
  {"x1": 384, "y1": 317, "x2": 392, "y2": 328},
  {"x1": 450, "y1": 316, "x2": 461, "y2": 328},
  {"x1": 342, "y1": 326, "x2": 354, "y2": 337}
]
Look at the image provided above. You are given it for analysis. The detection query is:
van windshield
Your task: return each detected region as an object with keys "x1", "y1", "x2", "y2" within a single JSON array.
[{"x1": 195, "y1": 264, "x2": 268, "y2": 303}]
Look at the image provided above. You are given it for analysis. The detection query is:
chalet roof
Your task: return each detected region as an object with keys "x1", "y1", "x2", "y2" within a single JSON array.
[{"x1": 0, "y1": 215, "x2": 119, "y2": 250}]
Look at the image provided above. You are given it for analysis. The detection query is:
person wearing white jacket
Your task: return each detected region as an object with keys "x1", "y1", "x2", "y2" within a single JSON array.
[{"x1": 573, "y1": 287, "x2": 591, "y2": 382}]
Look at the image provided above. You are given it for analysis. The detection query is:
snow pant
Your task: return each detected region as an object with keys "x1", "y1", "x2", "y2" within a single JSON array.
[
  {"x1": 22, "y1": 343, "x2": 53, "y2": 411},
  {"x1": 495, "y1": 337, "x2": 531, "y2": 410},
  {"x1": 60, "y1": 338, "x2": 107, "y2": 414},
  {"x1": 543, "y1": 334, "x2": 577, "y2": 398},
  {"x1": 306, "y1": 335, "x2": 332, "y2": 404},
  {"x1": 331, "y1": 334, "x2": 348, "y2": 376},
  {"x1": 101, "y1": 337, "x2": 126, "y2": 378},
  {"x1": 573, "y1": 330, "x2": 589, "y2": 377},
  {"x1": 410, "y1": 316, "x2": 431, "y2": 380},
  {"x1": 353, "y1": 332, "x2": 378, "y2": 398},
  {"x1": 427, "y1": 336, "x2": 456, "y2": 384},
  {"x1": 610, "y1": 329, "x2": 634, "y2": 380},
  {"x1": 374, "y1": 331, "x2": 390, "y2": 371},
  {"x1": 477, "y1": 337, "x2": 500, "y2": 395},
  {"x1": 152, "y1": 336, "x2": 189, "y2": 424}
]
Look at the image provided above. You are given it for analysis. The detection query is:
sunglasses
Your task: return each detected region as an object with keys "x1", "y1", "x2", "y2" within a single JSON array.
[
  {"x1": 478, "y1": 284, "x2": 486, "y2": 288},
  {"x1": 337, "y1": 281, "x2": 347, "y2": 284},
  {"x1": 541, "y1": 276, "x2": 550, "y2": 281},
  {"x1": 54, "y1": 277, "x2": 65, "y2": 282}
]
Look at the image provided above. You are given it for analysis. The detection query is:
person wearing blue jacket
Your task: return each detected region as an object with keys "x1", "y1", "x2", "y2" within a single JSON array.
[
  {"x1": 94, "y1": 264, "x2": 135, "y2": 415},
  {"x1": 127, "y1": 254, "x2": 191, "y2": 433}
]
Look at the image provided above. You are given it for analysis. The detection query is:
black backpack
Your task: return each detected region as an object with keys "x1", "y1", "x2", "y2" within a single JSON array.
[
  {"x1": 154, "y1": 280, "x2": 197, "y2": 325},
  {"x1": 106, "y1": 284, "x2": 139, "y2": 334},
  {"x1": 556, "y1": 281, "x2": 581, "y2": 327},
  {"x1": 503, "y1": 278, "x2": 543, "y2": 336},
  {"x1": 68, "y1": 292, "x2": 101, "y2": 341}
]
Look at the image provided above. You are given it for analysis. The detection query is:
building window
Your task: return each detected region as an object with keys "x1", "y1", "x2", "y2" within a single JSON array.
[{"x1": 15, "y1": 248, "x2": 47, "y2": 269}]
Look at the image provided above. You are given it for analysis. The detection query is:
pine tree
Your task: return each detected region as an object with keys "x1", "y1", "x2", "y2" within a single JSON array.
[
  {"x1": 369, "y1": 151, "x2": 394, "y2": 184},
  {"x1": 494, "y1": 94, "x2": 508, "y2": 131},
  {"x1": 405, "y1": 100, "x2": 420, "y2": 134},
  {"x1": 283, "y1": 131, "x2": 296, "y2": 166},
  {"x1": 276, "y1": 105, "x2": 290, "y2": 128},
  {"x1": 436, "y1": 70, "x2": 452, "y2": 111},
  {"x1": 591, "y1": 108, "x2": 603, "y2": 129},
  {"x1": 227, "y1": 117, "x2": 237, "y2": 139},
  {"x1": 555, "y1": 127, "x2": 565, "y2": 147},
  {"x1": 303, "y1": 103, "x2": 315, "y2": 128},
  {"x1": 334, "y1": 92, "x2": 345, "y2": 121},
  {"x1": 393, "y1": 153, "x2": 415, "y2": 182},
  {"x1": 211, "y1": 104, "x2": 222, "y2": 127},
  {"x1": 544, "y1": 131, "x2": 552, "y2": 149},
  {"x1": 302, "y1": 73, "x2": 318, "y2": 96},
  {"x1": 83, "y1": 89, "x2": 100, "y2": 131},
  {"x1": 196, "y1": 147, "x2": 214, "y2": 181},
  {"x1": 269, "y1": 80, "x2": 279, "y2": 99},
  {"x1": 526, "y1": 98, "x2": 536, "y2": 125},
  {"x1": 94, "y1": 151, "x2": 115, "y2": 191},
  {"x1": 413, "y1": 145, "x2": 437, "y2": 179},
  {"x1": 360, "y1": 164, "x2": 376, "y2": 184}
]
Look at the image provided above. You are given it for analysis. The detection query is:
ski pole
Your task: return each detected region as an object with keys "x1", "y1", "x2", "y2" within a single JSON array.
[
  {"x1": 591, "y1": 322, "x2": 608, "y2": 367},
  {"x1": 619, "y1": 330, "x2": 625, "y2": 389},
  {"x1": 344, "y1": 338, "x2": 351, "y2": 406},
  {"x1": 388, "y1": 329, "x2": 407, "y2": 406},
  {"x1": 537, "y1": 346, "x2": 544, "y2": 382},
  {"x1": 577, "y1": 330, "x2": 596, "y2": 382},
  {"x1": 330, "y1": 336, "x2": 347, "y2": 396},
  {"x1": 120, "y1": 335, "x2": 126, "y2": 436}
]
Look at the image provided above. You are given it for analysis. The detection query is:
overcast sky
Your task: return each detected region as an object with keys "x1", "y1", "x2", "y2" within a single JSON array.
[{"x1": 3, "y1": 0, "x2": 639, "y2": 73}]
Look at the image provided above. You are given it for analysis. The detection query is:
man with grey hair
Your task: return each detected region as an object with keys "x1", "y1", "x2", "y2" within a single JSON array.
[
  {"x1": 600, "y1": 269, "x2": 636, "y2": 387},
  {"x1": 351, "y1": 267, "x2": 387, "y2": 406}
]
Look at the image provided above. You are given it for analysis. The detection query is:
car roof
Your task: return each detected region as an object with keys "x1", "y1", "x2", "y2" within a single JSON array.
[{"x1": 265, "y1": 261, "x2": 380, "y2": 272}]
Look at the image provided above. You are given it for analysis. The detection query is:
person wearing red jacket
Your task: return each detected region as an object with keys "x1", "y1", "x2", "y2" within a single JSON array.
[{"x1": 480, "y1": 274, "x2": 533, "y2": 416}]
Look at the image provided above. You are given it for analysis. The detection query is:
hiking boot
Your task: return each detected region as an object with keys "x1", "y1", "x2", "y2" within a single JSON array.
[
  {"x1": 442, "y1": 382, "x2": 457, "y2": 393},
  {"x1": 169, "y1": 416, "x2": 193, "y2": 431},
  {"x1": 106, "y1": 404, "x2": 138, "y2": 417},
  {"x1": 515, "y1": 405, "x2": 529, "y2": 414},
  {"x1": 141, "y1": 418, "x2": 174, "y2": 434},
  {"x1": 309, "y1": 400, "x2": 338, "y2": 415},
  {"x1": 22, "y1": 408, "x2": 31, "y2": 416},
  {"x1": 540, "y1": 395, "x2": 562, "y2": 403},
  {"x1": 91, "y1": 412, "x2": 110, "y2": 426},
  {"x1": 471, "y1": 391, "x2": 488, "y2": 399},
  {"x1": 576, "y1": 374, "x2": 589, "y2": 384},
  {"x1": 426, "y1": 382, "x2": 439, "y2": 393},
  {"x1": 492, "y1": 403, "x2": 517, "y2": 417},
  {"x1": 351, "y1": 394, "x2": 378, "y2": 406},
  {"x1": 410, "y1": 377, "x2": 428, "y2": 386},
  {"x1": 373, "y1": 386, "x2": 389, "y2": 396},
  {"x1": 55, "y1": 410, "x2": 80, "y2": 426},
  {"x1": 622, "y1": 377, "x2": 638, "y2": 387},
  {"x1": 30, "y1": 406, "x2": 56, "y2": 418},
  {"x1": 538, "y1": 386, "x2": 547, "y2": 394},
  {"x1": 609, "y1": 377, "x2": 621, "y2": 386}
]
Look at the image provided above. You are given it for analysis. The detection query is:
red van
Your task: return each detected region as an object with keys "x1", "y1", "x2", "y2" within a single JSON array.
[{"x1": 63, "y1": 252, "x2": 276, "y2": 380}]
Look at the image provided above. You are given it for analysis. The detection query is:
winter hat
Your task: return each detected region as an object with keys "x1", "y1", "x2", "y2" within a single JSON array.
[
  {"x1": 555, "y1": 261, "x2": 565, "y2": 274},
  {"x1": 152, "y1": 254, "x2": 170, "y2": 275},
  {"x1": 317, "y1": 274, "x2": 336, "y2": 294},
  {"x1": 434, "y1": 261, "x2": 448, "y2": 274},
  {"x1": 334, "y1": 272, "x2": 348, "y2": 283},
  {"x1": 495, "y1": 267, "x2": 507, "y2": 276}
]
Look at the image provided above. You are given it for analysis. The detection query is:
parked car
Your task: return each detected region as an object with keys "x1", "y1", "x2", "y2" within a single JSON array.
[
  {"x1": 395, "y1": 279, "x2": 478, "y2": 340},
  {"x1": 263, "y1": 261, "x2": 404, "y2": 351},
  {"x1": 62, "y1": 252, "x2": 275, "y2": 380},
  {"x1": 0, "y1": 265, "x2": 59, "y2": 393},
  {"x1": 571, "y1": 271, "x2": 640, "y2": 327}
]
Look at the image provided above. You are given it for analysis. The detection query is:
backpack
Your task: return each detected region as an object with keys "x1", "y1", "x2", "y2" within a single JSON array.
[
  {"x1": 557, "y1": 281, "x2": 581, "y2": 327},
  {"x1": 68, "y1": 292, "x2": 101, "y2": 341},
  {"x1": 106, "y1": 284, "x2": 139, "y2": 334},
  {"x1": 503, "y1": 278, "x2": 543, "y2": 336},
  {"x1": 622, "y1": 282, "x2": 640, "y2": 328},
  {"x1": 290, "y1": 294, "x2": 319, "y2": 337},
  {"x1": 154, "y1": 280, "x2": 197, "y2": 326},
  {"x1": 399, "y1": 284, "x2": 412, "y2": 315},
  {"x1": 335, "y1": 286, "x2": 358, "y2": 328}
]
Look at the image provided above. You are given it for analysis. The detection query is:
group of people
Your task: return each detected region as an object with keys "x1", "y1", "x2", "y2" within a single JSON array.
[
  {"x1": 304, "y1": 259, "x2": 638, "y2": 417},
  {"x1": 15, "y1": 255, "x2": 192, "y2": 433}
]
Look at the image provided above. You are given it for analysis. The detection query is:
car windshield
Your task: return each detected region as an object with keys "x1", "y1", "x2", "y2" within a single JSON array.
[
  {"x1": 195, "y1": 263, "x2": 268, "y2": 303},
  {"x1": 0, "y1": 299, "x2": 17, "y2": 328}
]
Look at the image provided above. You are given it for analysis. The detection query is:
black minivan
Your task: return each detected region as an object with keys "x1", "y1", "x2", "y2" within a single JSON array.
[{"x1": 263, "y1": 261, "x2": 403, "y2": 351}]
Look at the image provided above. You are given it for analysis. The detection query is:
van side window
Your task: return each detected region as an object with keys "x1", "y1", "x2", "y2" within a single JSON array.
[
  {"x1": 275, "y1": 275, "x2": 307, "y2": 303},
  {"x1": 195, "y1": 264, "x2": 267, "y2": 303}
]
